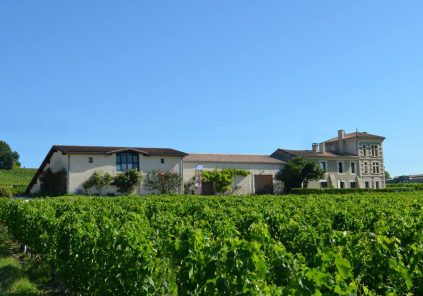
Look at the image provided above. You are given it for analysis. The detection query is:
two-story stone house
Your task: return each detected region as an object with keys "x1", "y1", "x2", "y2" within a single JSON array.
[{"x1": 271, "y1": 130, "x2": 386, "y2": 189}]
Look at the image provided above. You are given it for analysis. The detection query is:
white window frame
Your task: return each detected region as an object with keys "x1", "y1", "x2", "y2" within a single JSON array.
[
  {"x1": 362, "y1": 145, "x2": 368, "y2": 156},
  {"x1": 370, "y1": 145, "x2": 379, "y2": 157},
  {"x1": 372, "y1": 162, "x2": 380, "y2": 174},
  {"x1": 338, "y1": 180, "x2": 346, "y2": 189},
  {"x1": 319, "y1": 180, "x2": 328, "y2": 189},
  {"x1": 363, "y1": 162, "x2": 369, "y2": 174}
]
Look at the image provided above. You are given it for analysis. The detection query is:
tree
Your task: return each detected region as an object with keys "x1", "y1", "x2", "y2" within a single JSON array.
[
  {"x1": 384, "y1": 171, "x2": 391, "y2": 180},
  {"x1": 201, "y1": 168, "x2": 250, "y2": 194},
  {"x1": 275, "y1": 157, "x2": 325, "y2": 193},
  {"x1": 0, "y1": 141, "x2": 20, "y2": 170},
  {"x1": 83, "y1": 171, "x2": 113, "y2": 195},
  {"x1": 145, "y1": 170, "x2": 183, "y2": 194},
  {"x1": 112, "y1": 170, "x2": 142, "y2": 195}
]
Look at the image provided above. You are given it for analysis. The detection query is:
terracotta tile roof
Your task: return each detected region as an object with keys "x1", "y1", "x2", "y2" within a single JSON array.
[
  {"x1": 183, "y1": 153, "x2": 285, "y2": 164},
  {"x1": 52, "y1": 145, "x2": 187, "y2": 156},
  {"x1": 325, "y1": 132, "x2": 385, "y2": 143},
  {"x1": 272, "y1": 149, "x2": 358, "y2": 159}
]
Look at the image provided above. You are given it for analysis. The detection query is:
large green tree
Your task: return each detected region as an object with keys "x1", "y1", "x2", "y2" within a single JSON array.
[
  {"x1": 0, "y1": 141, "x2": 20, "y2": 170},
  {"x1": 275, "y1": 157, "x2": 325, "y2": 193}
]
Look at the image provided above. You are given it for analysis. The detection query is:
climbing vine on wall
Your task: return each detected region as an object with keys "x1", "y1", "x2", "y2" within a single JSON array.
[{"x1": 201, "y1": 168, "x2": 250, "y2": 194}]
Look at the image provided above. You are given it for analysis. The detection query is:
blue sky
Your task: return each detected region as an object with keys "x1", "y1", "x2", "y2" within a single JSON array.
[{"x1": 1, "y1": 1, "x2": 422, "y2": 176}]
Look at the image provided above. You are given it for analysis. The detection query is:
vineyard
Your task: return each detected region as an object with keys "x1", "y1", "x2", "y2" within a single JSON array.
[
  {"x1": 0, "y1": 168, "x2": 36, "y2": 195},
  {"x1": 0, "y1": 193, "x2": 421, "y2": 295}
]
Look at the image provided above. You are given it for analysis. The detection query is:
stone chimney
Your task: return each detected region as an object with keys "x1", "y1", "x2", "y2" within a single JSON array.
[
  {"x1": 312, "y1": 143, "x2": 318, "y2": 152},
  {"x1": 338, "y1": 130, "x2": 345, "y2": 153},
  {"x1": 319, "y1": 142, "x2": 326, "y2": 153}
]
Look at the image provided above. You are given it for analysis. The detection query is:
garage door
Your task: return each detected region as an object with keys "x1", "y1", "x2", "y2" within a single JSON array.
[{"x1": 254, "y1": 175, "x2": 274, "y2": 194}]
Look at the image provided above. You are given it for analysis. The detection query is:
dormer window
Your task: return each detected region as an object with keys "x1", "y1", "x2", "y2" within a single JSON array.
[{"x1": 116, "y1": 152, "x2": 139, "y2": 172}]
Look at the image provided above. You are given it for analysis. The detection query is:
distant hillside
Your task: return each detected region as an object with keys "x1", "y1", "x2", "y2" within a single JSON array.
[{"x1": 0, "y1": 168, "x2": 37, "y2": 195}]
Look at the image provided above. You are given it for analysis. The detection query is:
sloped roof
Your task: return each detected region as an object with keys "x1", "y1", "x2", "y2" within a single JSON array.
[
  {"x1": 184, "y1": 153, "x2": 285, "y2": 164},
  {"x1": 272, "y1": 149, "x2": 357, "y2": 159},
  {"x1": 325, "y1": 132, "x2": 385, "y2": 143},
  {"x1": 51, "y1": 145, "x2": 187, "y2": 156}
]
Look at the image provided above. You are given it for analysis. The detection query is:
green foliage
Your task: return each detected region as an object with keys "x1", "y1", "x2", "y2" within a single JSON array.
[
  {"x1": 0, "y1": 168, "x2": 36, "y2": 195},
  {"x1": 39, "y1": 169, "x2": 67, "y2": 196},
  {"x1": 0, "y1": 141, "x2": 20, "y2": 170},
  {"x1": 387, "y1": 183, "x2": 423, "y2": 190},
  {"x1": 0, "y1": 192, "x2": 421, "y2": 295},
  {"x1": 0, "y1": 186, "x2": 13, "y2": 198},
  {"x1": 112, "y1": 170, "x2": 142, "y2": 195},
  {"x1": 275, "y1": 157, "x2": 325, "y2": 193},
  {"x1": 145, "y1": 170, "x2": 182, "y2": 194},
  {"x1": 291, "y1": 187, "x2": 415, "y2": 194},
  {"x1": 385, "y1": 170, "x2": 391, "y2": 179},
  {"x1": 201, "y1": 168, "x2": 250, "y2": 194},
  {"x1": 83, "y1": 171, "x2": 113, "y2": 195}
]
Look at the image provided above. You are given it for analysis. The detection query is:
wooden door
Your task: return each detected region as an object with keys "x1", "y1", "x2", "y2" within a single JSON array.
[
  {"x1": 254, "y1": 175, "x2": 274, "y2": 194},
  {"x1": 201, "y1": 181, "x2": 214, "y2": 195}
]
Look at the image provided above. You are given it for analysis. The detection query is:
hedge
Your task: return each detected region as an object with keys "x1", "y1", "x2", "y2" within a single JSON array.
[{"x1": 291, "y1": 187, "x2": 415, "y2": 195}]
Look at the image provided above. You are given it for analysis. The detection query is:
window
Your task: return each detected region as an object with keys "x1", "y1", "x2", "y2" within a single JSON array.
[
  {"x1": 375, "y1": 181, "x2": 380, "y2": 189},
  {"x1": 365, "y1": 181, "x2": 370, "y2": 189},
  {"x1": 364, "y1": 162, "x2": 369, "y2": 174},
  {"x1": 372, "y1": 162, "x2": 380, "y2": 174},
  {"x1": 338, "y1": 162, "x2": 344, "y2": 173},
  {"x1": 88, "y1": 157, "x2": 93, "y2": 164},
  {"x1": 370, "y1": 145, "x2": 379, "y2": 157},
  {"x1": 160, "y1": 158, "x2": 165, "y2": 164},
  {"x1": 319, "y1": 161, "x2": 326, "y2": 171},
  {"x1": 339, "y1": 181, "x2": 345, "y2": 189},
  {"x1": 116, "y1": 152, "x2": 139, "y2": 172},
  {"x1": 362, "y1": 145, "x2": 368, "y2": 156},
  {"x1": 351, "y1": 162, "x2": 356, "y2": 174},
  {"x1": 320, "y1": 181, "x2": 328, "y2": 188},
  {"x1": 350, "y1": 181, "x2": 356, "y2": 188}
]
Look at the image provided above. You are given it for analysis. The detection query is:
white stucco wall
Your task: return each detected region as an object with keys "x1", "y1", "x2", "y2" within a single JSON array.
[
  {"x1": 183, "y1": 161, "x2": 284, "y2": 195},
  {"x1": 67, "y1": 153, "x2": 184, "y2": 195},
  {"x1": 30, "y1": 151, "x2": 68, "y2": 194}
]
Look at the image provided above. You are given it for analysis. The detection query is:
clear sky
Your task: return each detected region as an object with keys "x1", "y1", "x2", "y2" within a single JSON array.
[{"x1": 1, "y1": 1, "x2": 422, "y2": 176}]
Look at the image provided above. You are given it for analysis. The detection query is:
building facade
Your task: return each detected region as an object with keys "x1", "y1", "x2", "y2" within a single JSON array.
[
  {"x1": 271, "y1": 130, "x2": 386, "y2": 189},
  {"x1": 26, "y1": 130, "x2": 386, "y2": 195}
]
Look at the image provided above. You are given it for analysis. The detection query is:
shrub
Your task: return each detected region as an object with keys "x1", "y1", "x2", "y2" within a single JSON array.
[
  {"x1": 40, "y1": 169, "x2": 67, "y2": 196},
  {"x1": 145, "y1": 170, "x2": 182, "y2": 194},
  {"x1": 83, "y1": 171, "x2": 113, "y2": 195},
  {"x1": 201, "y1": 168, "x2": 250, "y2": 194},
  {"x1": 112, "y1": 170, "x2": 142, "y2": 195},
  {"x1": 0, "y1": 186, "x2": 12, "y2": 198}
]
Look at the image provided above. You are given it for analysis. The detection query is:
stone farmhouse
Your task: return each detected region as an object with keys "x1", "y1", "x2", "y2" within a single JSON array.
[{"x1": 26, "y1": 130, "x2": 386, "y2": 195}]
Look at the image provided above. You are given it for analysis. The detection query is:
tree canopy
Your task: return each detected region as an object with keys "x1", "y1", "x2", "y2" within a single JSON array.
[
  {"x1": 275, "y1": 157, "x2": 325, "y2": 193},
  {"x1": 0, "y1": 141, "x2": 20, "y2": 170}
]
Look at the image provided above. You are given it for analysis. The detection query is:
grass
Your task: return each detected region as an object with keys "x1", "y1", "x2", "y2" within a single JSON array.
[
  {"x1": 0, "y1": 225, "x2": 59, "y2": 295},
  {"x1": 0, "y1": 168, "x2": 36, "y2": 195}
]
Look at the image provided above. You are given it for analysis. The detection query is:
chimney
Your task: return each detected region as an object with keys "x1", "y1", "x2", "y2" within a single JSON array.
[
  {"x1": 319, "y1": 142, "x2": 326, "y2": 153},
  {"x1": 338, "y1": 129, "x2": 345, "y2": 153},
  {"x1": 312, "y1": 143, "x2": 318, "y2": 152}
]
